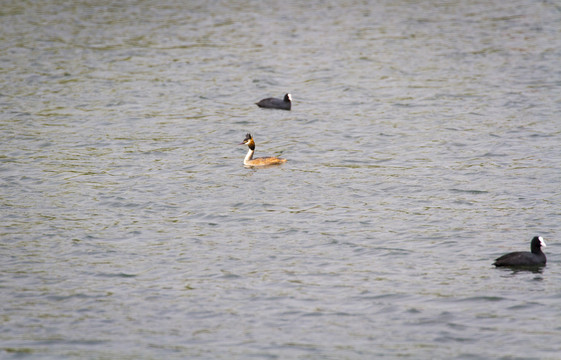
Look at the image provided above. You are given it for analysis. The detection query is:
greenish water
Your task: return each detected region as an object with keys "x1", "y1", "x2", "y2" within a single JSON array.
[{"x1": 1, "y1": 0, "x2": 561, "y2": 358}]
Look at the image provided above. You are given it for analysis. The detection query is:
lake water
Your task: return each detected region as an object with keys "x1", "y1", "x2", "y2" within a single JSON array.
[{"x1": 1, "y1": 0, "x2": 561, "y2": 358}]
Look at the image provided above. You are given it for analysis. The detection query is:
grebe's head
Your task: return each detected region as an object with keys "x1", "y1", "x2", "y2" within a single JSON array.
[
  {"x1": 284, "y1": 93, "x2": 292, "y2": 102},
  {"x1": 240, "y1": 133, "x2": 255, "y2": 149}
]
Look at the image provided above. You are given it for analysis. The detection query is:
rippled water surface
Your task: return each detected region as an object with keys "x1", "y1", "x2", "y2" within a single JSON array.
[{"x1": 2, "y1": 0, "x2": 561, "y2": 358}]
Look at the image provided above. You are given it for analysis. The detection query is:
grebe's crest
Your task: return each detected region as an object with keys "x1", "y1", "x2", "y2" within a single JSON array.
[{"x1": 240, "y1": 133, "x2": 255, "y2": 150}]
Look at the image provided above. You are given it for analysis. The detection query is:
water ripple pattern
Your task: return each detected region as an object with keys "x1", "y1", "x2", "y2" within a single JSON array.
[{"x1": 1, "y1": 0, "x2": 561, "y2": 359}]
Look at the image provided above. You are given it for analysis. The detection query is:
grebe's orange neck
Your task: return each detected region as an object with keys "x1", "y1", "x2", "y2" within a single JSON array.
[{"x1": 244, "y1": 143, "x2": 255, "y2": 165}]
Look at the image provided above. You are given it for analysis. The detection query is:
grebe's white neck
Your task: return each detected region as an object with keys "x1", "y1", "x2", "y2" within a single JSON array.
[{"x1": 244, "y1": 148, "x2": 254, "y2": 165}]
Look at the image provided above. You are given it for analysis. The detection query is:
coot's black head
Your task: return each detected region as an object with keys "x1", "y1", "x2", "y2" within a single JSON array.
[
  {"x1": 531, "y1": 236, "x2": 547, "y2": 254},
  {"x1": 283, "y1": 93, "x2": 292, "y2": 102}
]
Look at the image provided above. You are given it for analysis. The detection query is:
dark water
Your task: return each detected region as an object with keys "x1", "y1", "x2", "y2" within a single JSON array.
[{"x1": 1, "y1": 0, "x2": 561, "y2": 358}]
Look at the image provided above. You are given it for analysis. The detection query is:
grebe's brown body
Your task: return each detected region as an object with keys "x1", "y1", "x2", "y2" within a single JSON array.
[{"x1": 240, "y1": 133, "x2": 287, "y2": 167}]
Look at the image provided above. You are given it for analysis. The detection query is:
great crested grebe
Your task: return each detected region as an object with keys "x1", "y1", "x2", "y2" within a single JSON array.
[
  {"x1": 493, "y1": 236, "x2": 546, "y2": 267},
  {"x1": 255, "y1": 93, "x2": 292, "y2": 110},
  {"x1": 239, "y1": 133, "x2": 287, "y2": 167}
]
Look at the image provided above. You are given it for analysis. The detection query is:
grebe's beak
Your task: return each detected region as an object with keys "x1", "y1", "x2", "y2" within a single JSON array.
[{"x1": 239, "y1": 141, "x2": 246, "y2": 145}]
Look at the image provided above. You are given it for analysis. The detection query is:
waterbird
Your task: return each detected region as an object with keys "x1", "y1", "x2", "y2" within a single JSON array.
[
  {"x1": 255, "y1": 93, "x2": 292, "y2": 110},
  {"x1": 493, "y1": 236, "x2": 547, "y2": 267},
  {"x1": 239, "y1": 133, "x2": 287, "y2": 167}
]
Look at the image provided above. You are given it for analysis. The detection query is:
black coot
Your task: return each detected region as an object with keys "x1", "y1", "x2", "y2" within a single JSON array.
[
  {"x1": 255, "y1": 93, "x2": 292, "y2": 110},
  {"x1": 493, "y1": 236, "x2": 547, "y2": 267}
]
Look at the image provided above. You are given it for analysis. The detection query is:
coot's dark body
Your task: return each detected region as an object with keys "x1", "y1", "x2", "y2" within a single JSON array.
[
  {"x1": 493, "y1": 236, "x2": 547, "y2": 267},
  {"x1": 256, "y1": 93, "x2": 292, "y2": 110}
]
